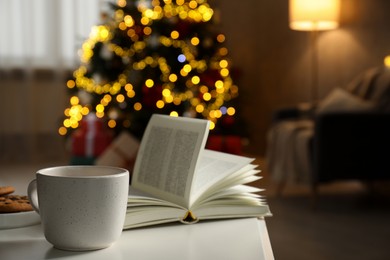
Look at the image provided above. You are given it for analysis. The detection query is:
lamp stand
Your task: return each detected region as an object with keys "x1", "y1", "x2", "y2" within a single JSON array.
[{"x1": 310, "y1": 29, "x2": 319, "y2": 102}]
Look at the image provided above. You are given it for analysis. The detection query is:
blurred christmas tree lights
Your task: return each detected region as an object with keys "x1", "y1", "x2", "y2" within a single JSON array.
[{"x1": 59, "y1": 0, "x2": 241, "y2": 139}]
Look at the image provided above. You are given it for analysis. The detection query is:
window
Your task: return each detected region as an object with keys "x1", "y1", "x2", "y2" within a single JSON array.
[{"x1": 0, "y1": 0, "x2": 112, "y2": 69}]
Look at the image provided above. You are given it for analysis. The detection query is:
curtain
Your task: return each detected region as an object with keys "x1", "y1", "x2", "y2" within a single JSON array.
[
  {"x1": 0, "y1": 0, "x2": 113, "y2": 163},
  {"x1": 0, "y1": 0, "x2": 111, "y2": 69}
]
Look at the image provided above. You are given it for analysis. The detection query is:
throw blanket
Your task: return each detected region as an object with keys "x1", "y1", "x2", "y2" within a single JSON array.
[{"x1": 266, "y1": 119, "x2": 313, "y2": 185}]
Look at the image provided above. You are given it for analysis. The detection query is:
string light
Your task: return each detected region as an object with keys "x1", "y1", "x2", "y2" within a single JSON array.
[{"x1": 60, "y1": 0, "x2": 239, "y2": 136}]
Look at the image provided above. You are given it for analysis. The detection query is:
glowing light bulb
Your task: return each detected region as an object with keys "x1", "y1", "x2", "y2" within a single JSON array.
[
  {"x1": 162, "y1": 89, "x2": 171, "y2": 97},
  {"x1": 134, "y1": 102, "x2": 142, "y2": 111},
  {"x1": 191, "y1": 76, "x2": 200, "y2": 84},
  {"x1": 209, "y1": 121, "x2": 215, "y2": 130},
  {"x1": 116, "y1": 94, "x2": 125, "y2": 103},
  {"x1": 169, "y1": 74, "x2": 178, "y2": 82},
  {"x1": 227, "y1": 107, "x2": 236, "y2": 116},
  {"x1": 96, "y1": 104, "x2": 104, "y2": 113},
  {"x1": 220, "y1": 68, "x2": 229, "y2": 77},
  {"x1": 156, "y1": 100, "x2": 165, "y2": 108},
  {"x1": 183, "y1": 64, "x2": 192, "y2": 73},
  {"x1": 170, "y1": 111, "x2": 179, "y2": 117},
  {"x1": 220, "y1": 106, "x2": 227, "y2": 115},
  {"x1": 70, "y1": 96, "x2": 79, "y2": 105},
  {"x1": 145, "y1": 79, "x2": 154, "y2": 88},
  {"x1": 67, "y1": 80, "x2": 76, "y2": 89},
  {"x1": 217, "y1": 34, "x2": 226, "y2": 43},
  {"x1": 219, "y1": 60, "x2": 228, "y2": 68},
  {"x1": 108, "y1": 119, "x2": 117, "y2": 128},
  {"x1": 178, "y1": 54, "x2": 186, "y2": 63},
  {"x1": 124, "y1": 15, "x2": 134, "y2": 27},
  {"x1": 196, "y1": 104, "x2": 204, "y2": 113},
  {"x1": 203, "y1": 92, "x2": 211, "y2": 101},
  {"x1": 117, "y1": 0, "x2": 126, "y2": 8},
  {"x1": 191, "y1": 37, "x2": 200, "y2": 46},
  {"x1": 58, "y1": 127, "x2": 67, "y2": 136},
  {"x1": 171, "y1": 30, "x2": 179, "y2": 39},
  {"x1": 385, "y1": 55, "x2": 390, "y2": 67}
]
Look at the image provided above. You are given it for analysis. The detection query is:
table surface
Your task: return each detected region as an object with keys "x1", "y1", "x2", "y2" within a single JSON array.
[
  {"x1": 0, "y1": 166, "x2": 274, "y2": 260},
  {"x1": 0, "y1": 217, "x2": 273, "y2": 260}
]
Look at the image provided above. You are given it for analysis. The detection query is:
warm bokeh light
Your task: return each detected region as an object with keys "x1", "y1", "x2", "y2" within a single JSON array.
[
  {"x1": 170, "y1": 111, "x2": 179, "y2": 117},
  {"x1": 209, "y1": 121, "x2": 215, "y2": 130},
  {"x1": 58, "y1": 126, "x2": 67, "y2": 136},
  {"x1": 134, "y1": 102, "x2": 142, "y2": 111},
  {"x1": 61, "y1": 0, "x2": 238, "y2": 134},
  {"x1": 116, "y1": 94, "x2": 125, "y2": 103},
  {"x1": 108, "y1": 119, "x2": 117, "y2": 128},
  {"x1": 145, "y1": 79, "x2": 154, "y2": 88},
  {"x1": 384, "y1": 55, "x2": 390, "y2": 67},
  {"x1": 67, "y1": 80, "x2": 76, "y2": 89},
  {"x1": 171, "y1": 30, "x2": 179, "y2": 39}
]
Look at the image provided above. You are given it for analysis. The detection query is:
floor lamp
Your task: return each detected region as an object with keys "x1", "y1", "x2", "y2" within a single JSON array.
[{"x1": 289, "y1": 0, "x2": 340, "y2": 102}]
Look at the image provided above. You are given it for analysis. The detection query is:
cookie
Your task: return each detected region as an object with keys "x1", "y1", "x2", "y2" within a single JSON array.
[
  {"x1": 0, "y1": 195, "x2": 33, "y2": 213},
  {"x1": 0, "y1": 186, "x2": 15, "y2": 196}
]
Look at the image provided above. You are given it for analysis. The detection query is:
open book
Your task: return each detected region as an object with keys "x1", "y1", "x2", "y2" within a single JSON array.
[{"x1": 124, "y1": 114, "x2": 271, "y2": 229}]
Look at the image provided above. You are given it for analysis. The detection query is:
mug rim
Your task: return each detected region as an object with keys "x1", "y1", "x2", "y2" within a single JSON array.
[{"x1": 36, "y1": 165, "x2": 129, "y2": 178}]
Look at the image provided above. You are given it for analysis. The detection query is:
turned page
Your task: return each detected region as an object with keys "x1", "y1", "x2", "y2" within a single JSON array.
[
  {"x1": 131, "y1": 114, "x2": 210, "y2": 207},
  {"x1": 189, "y1": 149, "x2": 255, "y2": 207}
]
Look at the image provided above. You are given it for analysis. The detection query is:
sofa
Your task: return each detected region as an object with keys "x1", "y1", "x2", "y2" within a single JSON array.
[{"x1": 266, "y1": 66, "x2": 390, "y2": 198}]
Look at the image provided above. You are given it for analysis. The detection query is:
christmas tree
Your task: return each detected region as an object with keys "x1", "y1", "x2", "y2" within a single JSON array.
[{"x1": 59, "y1": 0, "x2": 243, "y2": 140}]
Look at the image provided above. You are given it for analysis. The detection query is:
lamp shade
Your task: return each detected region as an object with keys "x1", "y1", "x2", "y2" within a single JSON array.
[{"x1": 289, "y1": 0, "x2": 340, "y2": 31}]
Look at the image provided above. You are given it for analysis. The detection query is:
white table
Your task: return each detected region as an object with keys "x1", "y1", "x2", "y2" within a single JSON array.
[
  {"x1": 0, "y1": 165, "x2": 274, "y2": 259},
  {"x1": 0, "y1": 217, "x2": 273, "y2": 260}
]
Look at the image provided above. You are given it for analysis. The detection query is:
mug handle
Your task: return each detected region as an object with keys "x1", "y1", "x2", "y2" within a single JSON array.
[{"x1": 27, "y1": 179, "x2": 40, "y2": 214}]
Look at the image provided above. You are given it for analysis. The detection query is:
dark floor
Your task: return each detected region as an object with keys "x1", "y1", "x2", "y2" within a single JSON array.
[
  {"x1": 254, "y1": 156, "x2": 390, "y2": 260},
  {"x1": 267, "y1": 190, "x2": 390, "y2": 260}
]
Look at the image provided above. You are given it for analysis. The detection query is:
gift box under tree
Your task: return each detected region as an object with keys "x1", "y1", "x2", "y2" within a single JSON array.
[
  {"x1": 70, "y1": 114, "x2": 113, "y2": 164},
  {"x1": 206, "y1": 135, "x2": 243, "y2": 155},
  {"x1": 96, "y1": 131, "x2": 140, "y2": 175}
]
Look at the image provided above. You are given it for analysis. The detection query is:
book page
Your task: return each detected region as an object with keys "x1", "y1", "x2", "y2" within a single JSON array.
[
  {"x1": 131, "y1": 114, "x2": 210, "y2": 208},
  {"x1": 189, "y1": 149, "x2": 254, "y2": 207}
]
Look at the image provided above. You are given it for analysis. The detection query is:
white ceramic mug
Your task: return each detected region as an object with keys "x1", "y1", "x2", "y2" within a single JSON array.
[{"x1": 28, "y1": 165, "x2": 129, "y2": 251}]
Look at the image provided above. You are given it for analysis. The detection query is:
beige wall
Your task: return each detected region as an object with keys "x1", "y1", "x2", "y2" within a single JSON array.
[
  {"x1": 0, "y1": 70, "x2": 69, "y2": 162},
  {"x1": 0, "y1": 71, "x2": 66, "y2": 134},
  {"x1": 213, "y1": 0, "x2": 390, "y2": 154}
]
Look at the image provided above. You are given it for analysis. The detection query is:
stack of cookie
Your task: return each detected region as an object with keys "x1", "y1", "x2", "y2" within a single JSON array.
[{"x1": 0, "y1": 186, "x2": 33, "y2": 213}]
